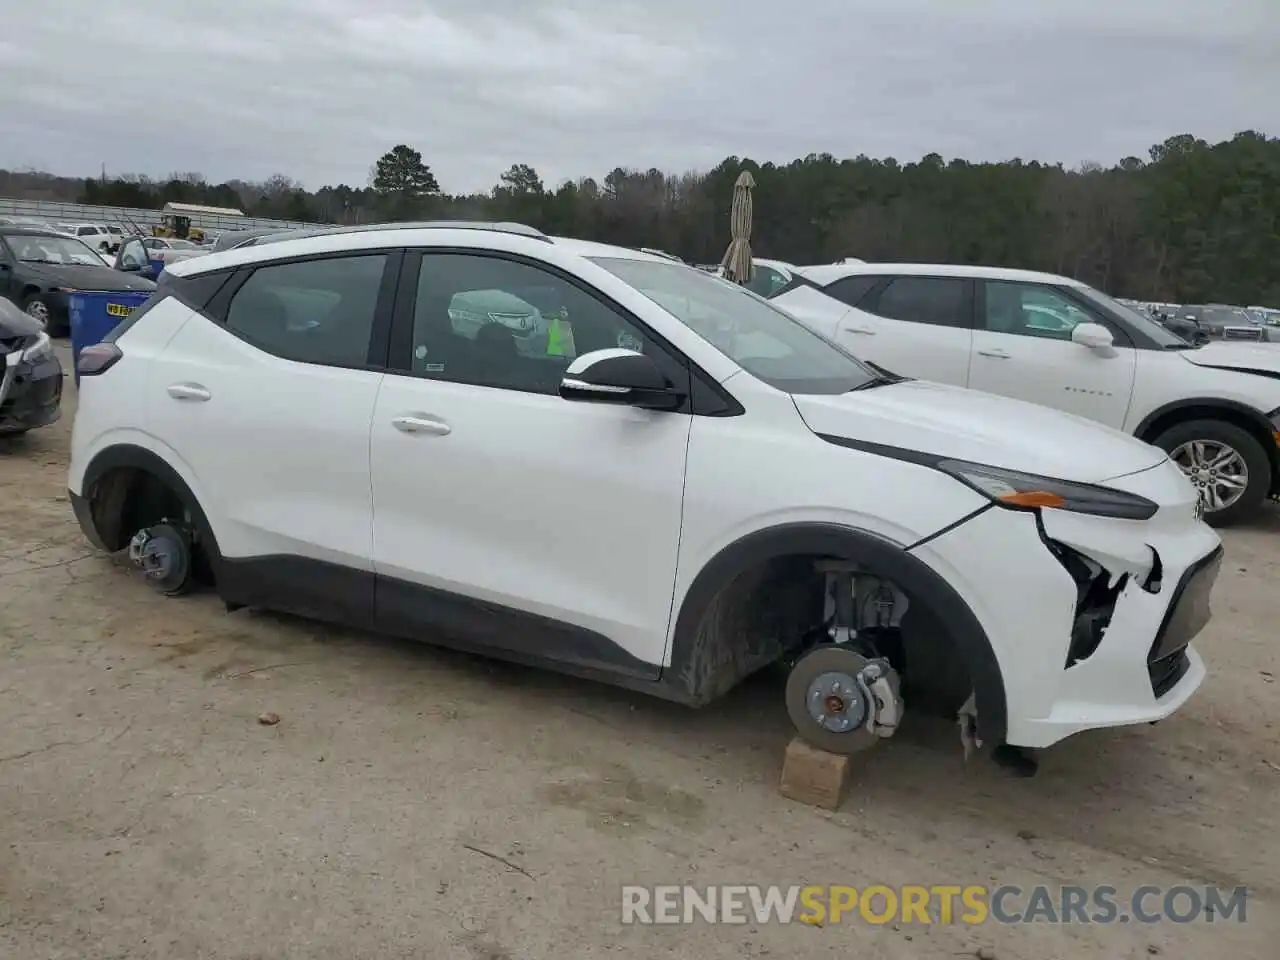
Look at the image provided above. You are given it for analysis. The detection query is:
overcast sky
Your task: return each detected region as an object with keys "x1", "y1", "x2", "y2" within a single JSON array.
[{"x1": 1, "y1": 0, "x2": 1276, "y2": 193}]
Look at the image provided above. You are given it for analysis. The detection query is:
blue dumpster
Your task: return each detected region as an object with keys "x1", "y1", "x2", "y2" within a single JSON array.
[{"x1": 70, "y1": 290, "x2": 153, "y2": 385}]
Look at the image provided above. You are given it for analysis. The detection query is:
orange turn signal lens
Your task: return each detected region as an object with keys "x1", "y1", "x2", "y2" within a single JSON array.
[{"x1": 999, "y1": 491, "x2": 1067, "y2": 509}]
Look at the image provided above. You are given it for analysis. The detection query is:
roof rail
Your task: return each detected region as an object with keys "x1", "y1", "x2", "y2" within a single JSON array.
[{"x1": 269, "y1": 220, "x2": 552, "y2": 243}]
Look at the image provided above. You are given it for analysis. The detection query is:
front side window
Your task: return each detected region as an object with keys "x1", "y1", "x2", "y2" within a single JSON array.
[
  {"x1": 871, "y1": 276, "x2": 971, "y2": 328},
  {"x1": 225, "y1": 254, "x2": 387, "y2": 367},
  {"x1": 591, "y1": 256, "x2": 878, "y2": 394},
  {"x1": 410, "y1": 253, "x2": 657, "y2": 395},
  {"x1": 982, "y1": 281, "x2": 1095, "y2": 340},
  {"x1": 1068, "y1": 285, "x2": 1183, "y2": 347},
  {"x1": 5, "y1": 232, "x2": 103, "y2": 266}
]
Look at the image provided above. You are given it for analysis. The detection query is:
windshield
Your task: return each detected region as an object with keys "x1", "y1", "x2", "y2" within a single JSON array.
[
  {"x1": 1074, "y1": 284, "x2": 1189, "y2": 347},
  {"x1": 5, "y1": 232, "x2": 105, "y2": 266},
  {"x1": 590, "y1": 256, "x2": 879, "y2": 393}
]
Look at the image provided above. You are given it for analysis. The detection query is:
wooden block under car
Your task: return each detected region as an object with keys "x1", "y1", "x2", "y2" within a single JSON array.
[{"x1": 778, "y1": 737, "x2": 852, "y2": 810}]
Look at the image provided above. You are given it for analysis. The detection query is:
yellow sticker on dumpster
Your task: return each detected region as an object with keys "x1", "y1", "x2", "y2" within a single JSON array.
[{"x1": 106, "y1": 303, "x2": 134, "y2": 318}]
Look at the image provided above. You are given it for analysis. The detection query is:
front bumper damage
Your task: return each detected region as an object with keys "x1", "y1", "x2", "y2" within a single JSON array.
[
  {"x1": 1, "y1": 345, "x2": 63, "y2": 435},
  {"x1": 910, "y1": 458, "x2": 1221, "y2": 750}
]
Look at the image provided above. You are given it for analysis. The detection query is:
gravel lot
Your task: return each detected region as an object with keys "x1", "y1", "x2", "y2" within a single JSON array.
[{"x1": 1, "y1": 348, "x2": 1277, "y2": 959}]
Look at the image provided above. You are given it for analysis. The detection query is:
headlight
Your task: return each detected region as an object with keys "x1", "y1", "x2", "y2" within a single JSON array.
[
  {"x1": 937, "y1": 459, "x2": 1158, "y2": 520},
  {"x1": 20, "y1": 332, "x2": 53, "y2": 363}
]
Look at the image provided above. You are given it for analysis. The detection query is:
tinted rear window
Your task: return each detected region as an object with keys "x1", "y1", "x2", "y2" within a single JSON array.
[{"x1": 103, "y1": 271, "x2": 228, "y2": 342}]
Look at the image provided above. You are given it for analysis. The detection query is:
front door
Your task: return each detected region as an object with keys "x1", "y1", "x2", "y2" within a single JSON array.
[
  {"x1": 968, "y1": 280, "x2": 1136, "y2": 429},
  {"x1": 146, "y1": 251, "x2": 394, "y2": 618},
  {"x1": 369, "y1": 250, "x2": 691, "y2": 675}
]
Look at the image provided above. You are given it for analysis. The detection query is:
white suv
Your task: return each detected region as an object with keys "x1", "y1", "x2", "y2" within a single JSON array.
[
  {"x1": 68, "y1": 223, "x2": 1222, "y2": 762},
  {"x1": 65, "y1": 223, "x2": 117, "y2": 253},
  {"x1": 768, "y1": 262, "x2": 1280, "y2": 525}
]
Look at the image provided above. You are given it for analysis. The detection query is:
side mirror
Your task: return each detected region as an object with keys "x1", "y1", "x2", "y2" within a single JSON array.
[
  {"x1": 559, "y1": 349, "x2": 683, "y2": 411},
  {"x1": 1071, "y1": 322, "x2": 1114, "y2": 350}
]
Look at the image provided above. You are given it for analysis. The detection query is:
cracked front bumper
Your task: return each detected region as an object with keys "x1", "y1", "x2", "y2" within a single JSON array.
[
  {"x1": 0, "y1": 350, "x2": 63, "y2": 434},
  {"x1": 909, "y1": 457, "x2": 1221, "y2": 749}
]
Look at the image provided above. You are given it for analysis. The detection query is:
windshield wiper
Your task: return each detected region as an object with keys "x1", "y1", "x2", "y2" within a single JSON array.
[
  {"x1": 19, "y1": 258, "x2": 61, "y2": 264},
  {"x1": 851, "y1": 360, "x2": 910, "y2": 389}
]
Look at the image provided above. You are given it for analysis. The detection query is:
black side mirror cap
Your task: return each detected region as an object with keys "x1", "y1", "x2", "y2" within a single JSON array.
[{"x1": 559, "y1": 348, "x2": 684, "y2": 411}]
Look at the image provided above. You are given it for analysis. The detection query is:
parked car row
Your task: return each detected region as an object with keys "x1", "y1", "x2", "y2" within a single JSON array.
[
  {"x1": 0, "y1": 223, "x2": 156, "y2": 336},
  {"x1": 66, "y1": 222, "x2": 1223, "y2": 772},
  {"x1": 1119, "y1": 299, "x2": 1275, "y2": 344}
]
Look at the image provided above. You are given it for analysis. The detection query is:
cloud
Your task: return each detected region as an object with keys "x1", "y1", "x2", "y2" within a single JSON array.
[{"x1": 0, "y1": 0, "x2": 1275, "y2": 192}]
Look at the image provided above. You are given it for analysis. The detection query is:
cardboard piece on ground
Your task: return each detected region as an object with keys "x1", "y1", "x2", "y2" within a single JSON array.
[{"x1": 779, "y1": 737, "x2": 852, "y2": 810}]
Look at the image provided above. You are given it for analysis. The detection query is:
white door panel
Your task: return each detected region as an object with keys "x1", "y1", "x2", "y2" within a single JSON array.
[
  {"x1": 369, "y1": 377, "x2": 690, "y2": 667},
  {"x1": 147, "y1": 314, "x2": 381, "y2": 566},
  {"x1": 968, "y1": 331, "x2": 1136, "y2": 427}
]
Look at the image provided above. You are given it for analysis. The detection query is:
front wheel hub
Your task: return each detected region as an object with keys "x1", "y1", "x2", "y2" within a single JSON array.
[
  {"x1": 808, "y1": 672, "x2": 868, "y2": 733},
  {"x1": 785, "y1": 645, "x2": 904, "y2": 755}
]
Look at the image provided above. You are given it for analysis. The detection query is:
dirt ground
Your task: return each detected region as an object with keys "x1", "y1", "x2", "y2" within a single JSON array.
[{"x1": 1, "y1": 347, "x2": 1277, "y2": 959}]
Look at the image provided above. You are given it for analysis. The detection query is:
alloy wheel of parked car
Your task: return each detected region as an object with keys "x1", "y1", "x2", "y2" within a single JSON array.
[
  {"x1": 1170, "y1": 440, "x2": 1248, "y2": 510},
  {"x1": 22, "y1": 296, "x2": 50, "y2": 328},
  {"x1": 1156, "y1": 419, "x2": 1270, "y2": 526}
]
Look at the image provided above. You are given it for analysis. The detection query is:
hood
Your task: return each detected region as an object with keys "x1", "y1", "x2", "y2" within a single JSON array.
[
  {"x1": 793, "y1": 379, "x2": 1165, "y2": 484},
  {"x1": 1180, "y1": 341, "x2": 1280, "y2": 378},
  {"x1": 22, "y1": 261, "x2": 156, "y2": 292},
  {"x1": 0, "y1": 296, "x2": 43, "y2": 337}
]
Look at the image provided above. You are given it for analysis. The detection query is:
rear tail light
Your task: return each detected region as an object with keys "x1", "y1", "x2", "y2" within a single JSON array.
[{"x1": 77, "y1": 343, "x2": 123, "y2": 377}]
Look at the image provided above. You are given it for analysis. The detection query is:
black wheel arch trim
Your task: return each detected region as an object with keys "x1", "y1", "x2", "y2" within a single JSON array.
[
  {"x1": 1134, "y1": 397, "x2": 1277, "y2": 446},
  {"x1": 77, "y1": 443, "x2": 226, "y2": 573},
  {"x1": 667, "y1": 521, "x2": 1009, "y2": 742}
]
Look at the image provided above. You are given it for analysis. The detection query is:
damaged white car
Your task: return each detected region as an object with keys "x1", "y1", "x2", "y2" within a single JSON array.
[{"x1": 68, "y1": 226, "x2": 1221, "y2": 770}]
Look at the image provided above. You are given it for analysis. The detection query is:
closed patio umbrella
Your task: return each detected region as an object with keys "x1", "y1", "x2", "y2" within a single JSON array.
[{"x1": 720, "y1": 171, "x2": 755, "y2": 285}]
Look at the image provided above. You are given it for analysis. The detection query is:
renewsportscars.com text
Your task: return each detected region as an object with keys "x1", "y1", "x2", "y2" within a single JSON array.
[{"x1": 621, "y1": 884, "x2": 1248, "y2": 925}]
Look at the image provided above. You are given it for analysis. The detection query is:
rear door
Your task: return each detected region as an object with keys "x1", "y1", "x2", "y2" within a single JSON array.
[
  {"x1": 831, "y1": 275, "x2": 976, "y2": 385},
  {"x1": 146, "y1": 251, "x2": 399, "y2": 618}
]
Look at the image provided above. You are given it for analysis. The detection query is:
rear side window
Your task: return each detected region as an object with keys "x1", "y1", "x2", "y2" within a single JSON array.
[
  {"x1": 224, "y1": 254, "x2": 387, "y2": 367},
  {"x1": 103, "y1": 271, "x2": 229, "y2": 343},
  {"x1": 866, "y1": 276, "x2": 972, "y2": 328},
  {"x1": 823, "y1": 275, "x2": 882, "y2": 308}
]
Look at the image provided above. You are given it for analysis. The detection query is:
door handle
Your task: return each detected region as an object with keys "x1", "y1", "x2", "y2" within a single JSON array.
[
  {"x1": 391, "y1": 415, "x2": 451, "y2": 437},
  {"x1": 842, "y1": 325, "x2": 876, "y2": 335},
  {"x1": 166, "y1": 383, "x2": 211, "y2": 401},
  {"x1": 977, "y1": 349, "x2": 1010, "y2": 359}
]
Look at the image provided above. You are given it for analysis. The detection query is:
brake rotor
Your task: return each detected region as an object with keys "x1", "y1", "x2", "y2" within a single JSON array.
[{"x1": 785, "y1": 645, "x2": 881, "y2": 755}]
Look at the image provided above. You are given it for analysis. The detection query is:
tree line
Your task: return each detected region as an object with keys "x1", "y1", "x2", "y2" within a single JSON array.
[{"x1": 1, "y1": 132, "x2": 1276, "y2": 306}]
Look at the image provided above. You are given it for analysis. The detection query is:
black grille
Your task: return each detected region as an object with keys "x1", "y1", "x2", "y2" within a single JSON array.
[
  {"x1": 1146, "y1": 546, "x2": 1222, "y2": 696},
  {"x1": 1149, "y1": 650, "x2": 1191, "y2": 698}
]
